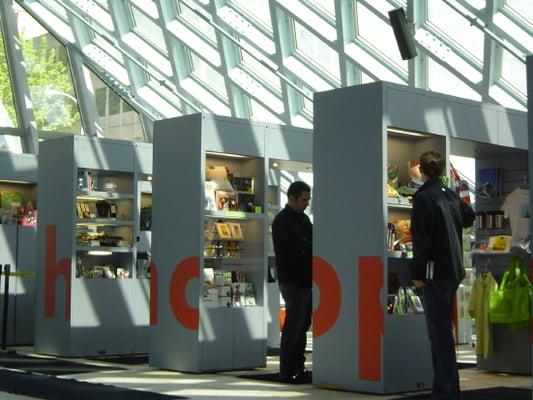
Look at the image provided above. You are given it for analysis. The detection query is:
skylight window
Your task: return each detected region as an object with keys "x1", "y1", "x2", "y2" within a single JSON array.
[
  {"x1": 190, "y1": 52, "x2": 227, "y2": 98},
  {"x1": 357, "y1": 2, "x2": 408, "y2": 68},
  {"x1": 230, "y1": 0, "x2": 272, "y2": 29},
  {"x1": 427, "y1": 0, "x2": 484, "y2": 62},
  {"x1": 294, "y1": 21, "x2": 340, "y2": 81},
  {"x1": 128, "y1": 0, "x2": 158, "y2": 19},
  {"x1": 500, "y1": 48, "x2": 527, "y2": 94},
  {"x1": 130, "y1": 5, "x2": 166, "y2": 51},
  {"x1": 428, "y1": 58, "x2": 481, "y2": 102}
]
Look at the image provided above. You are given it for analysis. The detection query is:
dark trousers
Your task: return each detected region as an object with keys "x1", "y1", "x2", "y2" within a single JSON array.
[
  {"x1": 279, "y1": 283, "x2": 312, "y2": 377},
  {"x1": 422, "y1": 280, "x2": 460, "y2": 400}
]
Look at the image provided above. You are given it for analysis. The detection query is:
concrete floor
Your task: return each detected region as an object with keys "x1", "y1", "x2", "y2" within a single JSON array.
[{"x1": 1, "y1": 343, "x2": 531, "y2": 400}]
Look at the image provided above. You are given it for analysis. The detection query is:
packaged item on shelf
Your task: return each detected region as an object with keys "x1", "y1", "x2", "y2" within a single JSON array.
[
  {"x1": 487, "y1": 235, "x2": 511, "y2": 252},
  {"x1": 215, "y1": 222, "x2": 232, "y2": 239},
  {"x1": 476, "y1": 168, "x2": 501, "y2": 198},
  {"x1": 243, "y1": 282, "x2": 256, "y2": 306},
  {"x1": 230, "y1": 175, "x2": 254, "y2": 193},
  {"x1": 0, "y1": 191, "x2": 22, "y2": 211},
  {"x1": 204, "y1": 268, "x2": 215, "y2": 287},
  {"x1": 204, "y1": 181, "x2": 217, "y2": 211},
  {"x1": 405, "y1": 287, "x2": 424, "y2": 313},
  {"x1": 228, "y1": 222, "x2": 244, "y2": 240},
  {"x1": 215, "y1": 191, "x2": 238, "y2": 211},
  {"x1": 232, "y1": 283, "x2": 246, "y2": 306}
]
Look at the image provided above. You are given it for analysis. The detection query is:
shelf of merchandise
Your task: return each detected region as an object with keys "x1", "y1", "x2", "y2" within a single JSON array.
[
  {"x1": 313, "y1": 81, "x2": 527, "y2": 392},
  {"x1": 205, "y1": 210, "x2": 264, "y2": 220},
  {"x1": 35, "y1": 136, "x2": 153, "y2": 357}
]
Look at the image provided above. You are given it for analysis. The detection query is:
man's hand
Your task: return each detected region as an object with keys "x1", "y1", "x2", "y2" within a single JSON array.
[{"x1": 412, "y1": 280, "x2": 427, "y2": 288}]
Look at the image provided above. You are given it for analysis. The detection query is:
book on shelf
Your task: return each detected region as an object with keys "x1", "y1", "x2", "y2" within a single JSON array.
[{"x1": 476, "y1": 168, "x2": 501, "y2": 198}]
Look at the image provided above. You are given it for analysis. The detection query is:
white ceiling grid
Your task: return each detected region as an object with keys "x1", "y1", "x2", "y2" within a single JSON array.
[{"x1": 15, "y1": 0, "x2": 532, "y2": 136}]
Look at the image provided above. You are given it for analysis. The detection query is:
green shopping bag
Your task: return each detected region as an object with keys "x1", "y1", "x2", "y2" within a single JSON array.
[{"x1": 489, "y1": 258, "x2": 532, "y2": 325}]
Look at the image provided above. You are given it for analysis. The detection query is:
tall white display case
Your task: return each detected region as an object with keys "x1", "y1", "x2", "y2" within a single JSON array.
[
  {"x1": 313, "y1": 82, "x2": 527, "y2": 393},
  {"x1": 35, "y1": 136, "x2": 153, "y2": 356},
  {"x1": 150, "y1": 113, "x2": 311, "y2": 372}
]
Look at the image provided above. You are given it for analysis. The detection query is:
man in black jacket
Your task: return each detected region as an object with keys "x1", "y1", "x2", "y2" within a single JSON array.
[
  {"x1": 410, "y1": 151, "x2": 475, "y2": 400},
  {"x1": 272, "y1": 181, "x2": 312, "y2": 384}
]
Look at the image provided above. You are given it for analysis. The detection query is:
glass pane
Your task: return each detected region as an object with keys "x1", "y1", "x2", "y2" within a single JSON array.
[
  {"x1": 506, "y1": 0, "x2": 533, "y2": 25},
  {"x1": 130, "y1": 5, "x2": 166, "y2": 50},
  {"x1": 0, "y1": 23, "x2": 18, "y2": 128},
  {"x1": 16, "y1": 17, "x2": 82, "y2": 134},
  {"x1": 190, "y1": 52, "x2": 227, "y2": 98},
  {"x1": 230, "y1": 0, "x2": 272, "y2": 29},
  {"x1": 241, "y1": 52, "x2": 281, "y2": 93},
  {"x1": 294, "y1": 21, "x2": 340, "y2": 80},
  {"x1": 89, "y1": 69, "x2": 145, "y2": 141},
  {"x1": 306, "y1": 0, "x2": 335, "y2": 17},
  {"x1": 427, "y1": 1, "x2": 484, "y2": 61},
  {"x1": 250, "y1": 98, "x2": 283, "y2": 124},
  {"x1": 177, "y1": 1, "x2": 217, "y2": 44},
  {"x1": 357, "y1": 2, "x2": 408, "y2": 67},
  {"x1": 500, "y1": 48, "x2": 526, "y2": 95},
  {"x1": 428, "y1": 58, "x2": 481, "y2": 101}
]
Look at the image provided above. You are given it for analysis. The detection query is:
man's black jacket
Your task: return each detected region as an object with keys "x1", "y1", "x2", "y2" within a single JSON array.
[
  {"x1": 410, "y1": 178, "x2": 475, "y2": 284},
  {"x1": 272, "y1": 205, "x2": 312, "y2": 288}
]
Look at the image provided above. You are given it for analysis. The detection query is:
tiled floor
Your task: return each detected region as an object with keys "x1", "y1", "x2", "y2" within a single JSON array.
[{"x1": 1, "y1": 342, "x2": 531, "y2": 400}]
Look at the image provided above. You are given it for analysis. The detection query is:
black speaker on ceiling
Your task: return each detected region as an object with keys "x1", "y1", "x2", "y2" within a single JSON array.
[{"x1": 388, "y1": 7, "x2": 418, "y2": 60}]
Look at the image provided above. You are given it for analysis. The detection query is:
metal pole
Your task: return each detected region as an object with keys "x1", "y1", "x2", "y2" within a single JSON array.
[{"x1": 1, "y1": 264, "x2": 10, "y2": 350}]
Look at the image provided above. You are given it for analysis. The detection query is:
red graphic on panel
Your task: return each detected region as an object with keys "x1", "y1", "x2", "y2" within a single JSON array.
[
  {"x1": 169, "y1": 256, "x2": 200, "y2": 330},
  {"x1": 44, "y1": 225, "x2": 72, "y2": 319},
  {"x1": 150, "y1": 261, "x2": 158, "y2": 325},
  {"x1": 312, "y1": 256, "x2": 341, "y2": 338},
  {"x1": 359, "y1": 256, "x2": 384, "y2": 382}
]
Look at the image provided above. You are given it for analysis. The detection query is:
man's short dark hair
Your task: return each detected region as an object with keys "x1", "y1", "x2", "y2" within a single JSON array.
[
  {"x1": 419, "y1": 150, "x2": 445, "y2": 179},
  {"x1": 288, "y1": 181, "x2": 311, "y2": 199}
]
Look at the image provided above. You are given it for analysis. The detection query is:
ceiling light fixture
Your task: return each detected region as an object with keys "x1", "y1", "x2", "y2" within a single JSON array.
[{"x1": 387, "y1": 127, "x2": 431, "y2": 138}]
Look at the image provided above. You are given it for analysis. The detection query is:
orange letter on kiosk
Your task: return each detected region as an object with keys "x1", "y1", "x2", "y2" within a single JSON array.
[{"x1": 44, "y1": 225, "x2": 72, "y2": 319}]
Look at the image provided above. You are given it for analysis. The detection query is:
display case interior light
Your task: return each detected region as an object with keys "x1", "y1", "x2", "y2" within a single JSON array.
[
  {"x1": 206, "y1": 151, "x2": 250, "y2": 159},
  {"x1": 0, "y1": 179, "x2": 33, "y2": 184},
  {"x1": 387, "y1": 127, "x2": 431, "y2": 138},
  {"x1": 87, "y1": 250, "x2": 112, "y2": 256}
]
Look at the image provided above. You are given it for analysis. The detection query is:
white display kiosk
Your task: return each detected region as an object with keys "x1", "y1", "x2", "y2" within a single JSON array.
[
  {"x1": 313, "y1": 81, "x2": 528, "y2": 393},
  {"x1": 34, "y1": 136, "x2": 153, "y2": 356},
  {"x1": 150, "y1": 113, "x2": 311, "y2": 372}
]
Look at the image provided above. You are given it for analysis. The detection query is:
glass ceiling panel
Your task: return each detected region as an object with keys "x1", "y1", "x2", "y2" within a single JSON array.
[
  {"x1": 506, "y1": 0, "x2": 533, "y2": 26},
  {"x1": 278, "y1": 0, "x2": 337, "y2": 41},
  {"x1": 138, "y1": 85, "x2": 181, "y2": 117},
  {"x1": 130, "y1": 5, "x2": 166, "y2": 51},
  {"x1": 83, "y1": 43, "x2": 130, "y2": 86},
  {"x1": 500, "y1": 48, "x2": 526, "y2": 95},
  {"x1": 0, "y1": 21, "x2": 19, "y2": 128},
  {"x1": 345, "y1": 42, "x2": 404, "y2": 84},
  {"x1": 249, "y1": 97, "x2": 283, "y2": 125},
  {"x1": 128, "y1": 0, "x2": 158, "y2": 19},
  {"x1": 94, "y1": 0, "x2": 109, "y2": 10},
  {"x1": 489, "y1": 84, "x2": 526, "y2": 111},
  {"x1": 305, "y1": 0, "x2": 335, "y2": 18},
  {"x1": 24, "y1": 2, "x2": 74, "y2": 43},
  {"x1": 122, "y1": 33, "x2": 172, "y2": 77},
  {"x1": 357, "y1": 2, "x2": 408, "y2": 70},
  {"x1": 181, "y1": 77, "x2": 230, "y2": 115},
  {"x1": 70, "y1": 0, "x2": 114, "y2": 32},
  {"x1": 240, "y1": 52, "x2": 282, "y2": 93},
  {"x1": 229, "y1": 68, "x2": 283, "y2": 113},
  {"x1": 493, "y1": 11, "x2": 533, "y2": 52},
  {"x1": 427, "y1": 1, "x2": 484, "y2": 62},
  {"x1": 465, "y1": 0, "x2": 485, "y2": 10},
  {"x1": 217, "y1": 5, "x2": 276, "y2": 55},
  {"x1": 230, "y1": 0, "x2": 272, "y2": 29},
  {"x1": 294, "y1": 21, "x2": 340, "y2": 81},
  {"x1": 284, "y1": 56, "x2": 335, "y2": 92},
  {"x1": 176, "y1": 1, "x2": 217, "y2": 45},
  {"x1": 428, "y1": 58, "x2": 481, "y2": 102},
  {"x1": 167, "y1": 20, "x2": 221, "y2": 67},
  {"x1": 190, "y1": 52, "x2": 228, "y2": 98}
]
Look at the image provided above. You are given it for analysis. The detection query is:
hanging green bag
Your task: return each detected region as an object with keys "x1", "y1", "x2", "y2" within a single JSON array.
[{"x1": 489, "y1": 258, "x2": 532, "y2": 325}]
